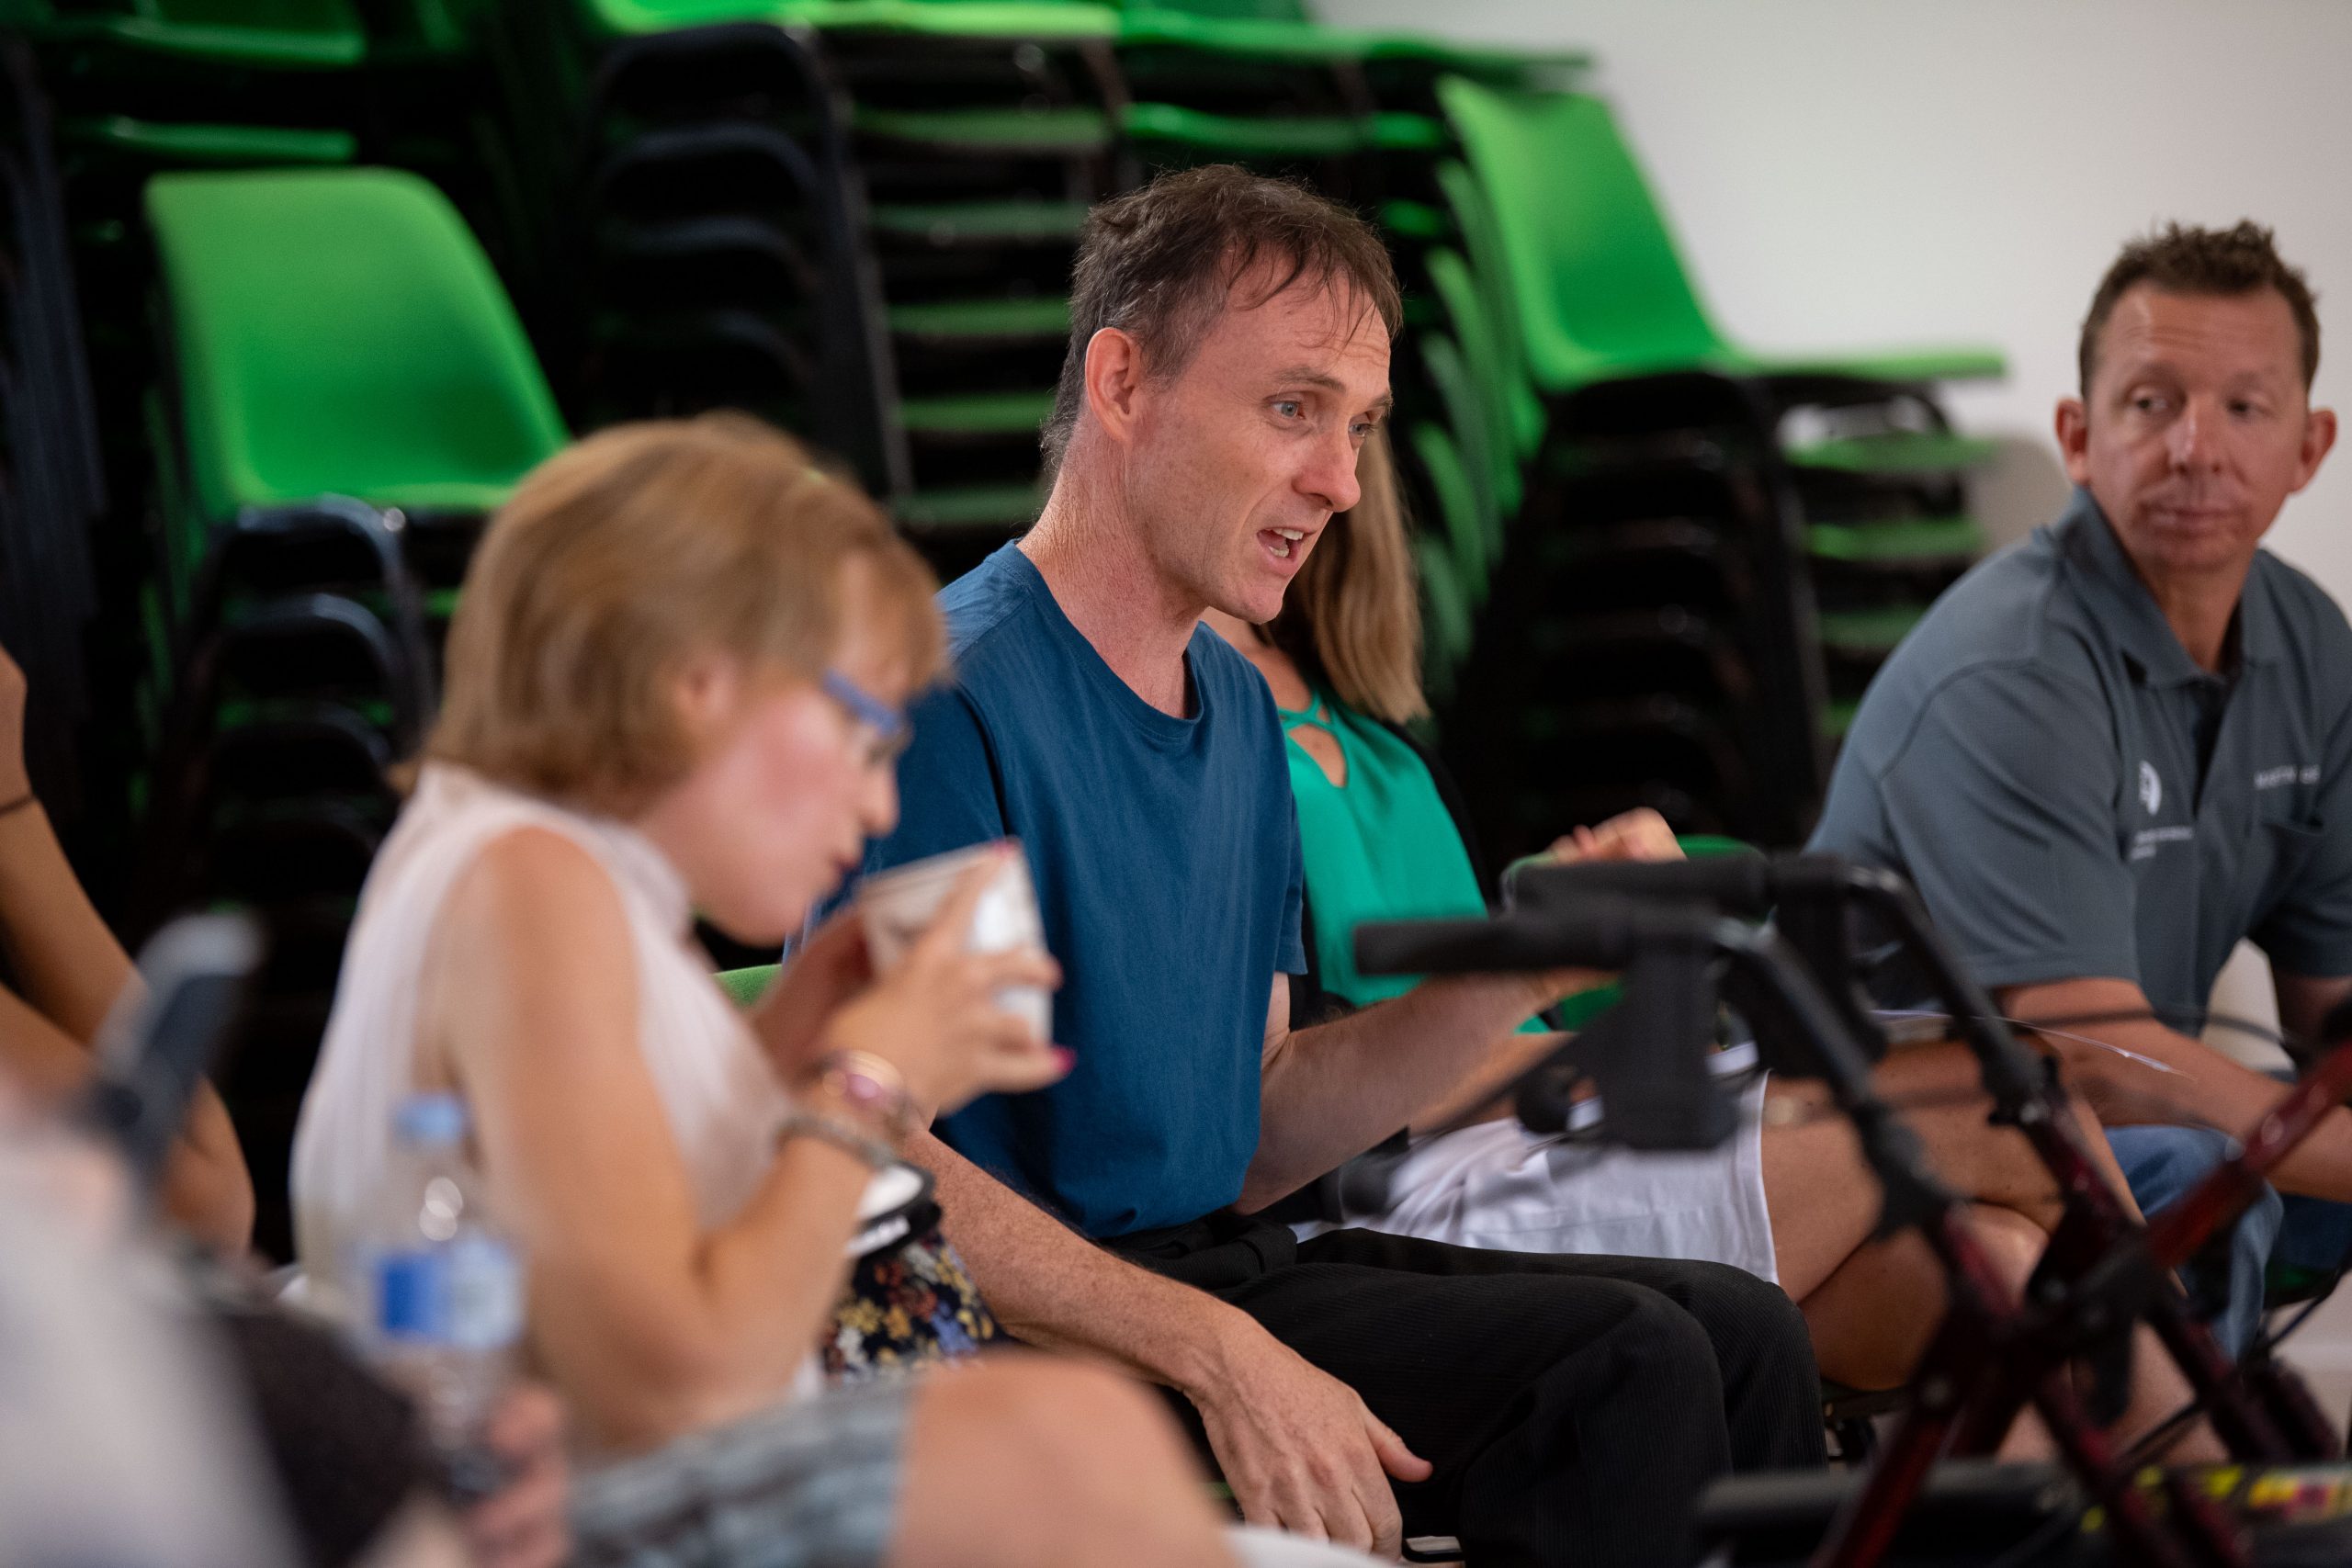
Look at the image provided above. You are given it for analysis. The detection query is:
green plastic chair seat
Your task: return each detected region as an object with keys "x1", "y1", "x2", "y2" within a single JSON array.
[
  {"x1": 1119, "y1": 103, "x2": 1445, "y2": 158},
  {"x1": 1379, "y1": 198, "x2": 1450, "y2": 242},
  {"x1": 1115, "y1": 7, "x2": 1589, "y2": 78},
  {"x1": 1784, "y1": 431, "x2": 2000, "y2": 476},
  {"x1": 897, "y1": 389, "x2": 1054, "y2": 436},
  {"x1": 782, "y1": 0, "x2": 1116, "y2": 39},
  {"x1": 867, "y1": 198, "x2": 1091, "y2": 246},
  {"x1": 1758, "y1": 346, "x2": 2008, "y2": 386},
  {"x1": 888, "y1": 297, "x2": 1071, "y2": 341},
  {"x1": 891, "y1": 481, "x2": 1043, "y2": 529},
  {"x1": 67, "y1": 116, "x2": 357, "y2": 166},
  {"x1": 1120, "y1": 102, "x2": 1355, "y2": 157},
  {"x1": 582, "y1": 0, "x2": 1116, "y2": 40},
  {"x1": 145, "y1": 168, "x2": 568, "y2": 522},
  {"x1": 855, "y1": 102, "x2": 1105, "y2": 159},
  {"x1": 716, "y1": 964, "x2": 779, "y2": 1006},
  {"x1": 1805, "y1": 516, "x2": 1984, "y2": 564},
  {"x1": 1822, "y1": 698, "x2": 1860, "y2": 739},
  {"x1": 44, "y1": 0, "x2": 367, "y2": 65},
  {"x1": 1439, "y1": 79, "x2": 2006, "y2": 396},
  {"x1": 854, "y1": 103, "x2": 1110, "y2": 155},
  {"x1": 1817, "y1": 604, "x2": 1927, "y2": 655}
]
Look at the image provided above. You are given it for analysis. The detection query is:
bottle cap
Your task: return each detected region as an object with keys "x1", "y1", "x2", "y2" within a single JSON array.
[{"x1": 394, "y1": 1092, "x2": 468, "y2": 1147}]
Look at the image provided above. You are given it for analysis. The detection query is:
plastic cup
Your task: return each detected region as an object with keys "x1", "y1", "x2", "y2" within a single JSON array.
[{"x1": 857, "y1": 841, "x2": 1052, "y2": 1043}]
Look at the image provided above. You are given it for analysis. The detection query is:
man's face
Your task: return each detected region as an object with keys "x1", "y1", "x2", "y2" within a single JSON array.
[
  {"x1": 2058, "y1": 283, "x2": 2334, "y2": 583},
  {"x1": 1120, "y1": 274, "x2": 1392, "y2": 624}
]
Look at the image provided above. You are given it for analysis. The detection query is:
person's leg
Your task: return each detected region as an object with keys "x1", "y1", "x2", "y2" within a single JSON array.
[
  {"x1": 1202, "y1": 1242, "x2": 1766, "y2": 1568},
  {"x1": 1761, "y1": 1043, "x2": 2083, "y2": 1299},
  {"x1": 2108, "y1": 1124, "x2": 2285, "y2": 1357},
  {"x1": 1301, "y1": 1232, "x2": 1828, "y2": 1477},
  {"x1": 893, "y1": 1357, "x2": 1239, "y2": 1568},
  {"x1": 1796, "y1": 1202, "x2": 2220, "y2": 1461}
]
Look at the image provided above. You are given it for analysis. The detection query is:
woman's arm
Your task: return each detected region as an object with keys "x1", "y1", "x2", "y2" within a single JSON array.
[
  {"x1": 426, "y1": 828, "x2": 876, "y2": 1451},
  {"x1": 0, "y1": 652, "x2": 253, "y2": 1250}
]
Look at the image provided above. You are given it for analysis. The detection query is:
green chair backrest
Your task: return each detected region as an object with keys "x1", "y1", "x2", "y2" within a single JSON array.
[
  {"x1": 1412, "y1": 331, "x2": 1502, "y2": 571},
  {"x1": 37, "y1": 0, "x2": 368, "y2": 64},
  {"x1": 1431, "y1": 159, "x2": 1543, "y2": 460},
  {"x1": 1421, "y1": 248, "x2": 1521, "y2": 519},
  {"x1": 717, "y1": 964, "x2": 781, "y2": 1007},
  {"x1": 145, "y1": 168, "x2": 568, "y2": 521},
  {"x1": 1438, "y1": 78, "x2": 1731, "y2": 392},
  {"x1": 1406, "y1": 413, "x2": 1488, "y2": 603}
]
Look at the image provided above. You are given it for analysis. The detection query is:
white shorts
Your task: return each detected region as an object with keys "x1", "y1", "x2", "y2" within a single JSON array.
[{"x1": 1317, "y1": 1048, "x2": 1779, "y2": 1283}]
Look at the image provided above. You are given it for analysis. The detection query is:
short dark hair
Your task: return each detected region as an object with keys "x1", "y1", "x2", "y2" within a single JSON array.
[
  {"x1": 1042, "y1": 165, "x2": 1403, "y2": 475},
  {"x1": 2078, "y1": 220, "x2": 2321, "y2": 392}
]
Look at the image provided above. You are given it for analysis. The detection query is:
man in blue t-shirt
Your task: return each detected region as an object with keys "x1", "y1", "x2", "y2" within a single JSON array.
[{"x1": 856, "y1": 167, "x2": 1823, "y2": 1565}]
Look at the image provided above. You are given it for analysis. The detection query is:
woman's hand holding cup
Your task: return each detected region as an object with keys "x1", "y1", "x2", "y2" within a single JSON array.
[{"x1": 820, "y1": 846, "x2": 1066, "y2": 1122}]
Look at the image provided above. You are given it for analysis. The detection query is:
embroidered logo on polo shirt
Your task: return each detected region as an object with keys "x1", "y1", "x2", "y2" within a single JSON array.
[
  {"x1": 2254, "y1": 764, "x2": 2322, "y2": 790},
  {"x1": 2139, "y1": 761, "x2": 2163, "y2": 815}
]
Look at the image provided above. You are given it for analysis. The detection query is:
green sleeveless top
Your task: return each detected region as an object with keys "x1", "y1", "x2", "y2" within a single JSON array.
[{"x1": 1279, "y1": 686, "x2": 1543, "y2": 1031}]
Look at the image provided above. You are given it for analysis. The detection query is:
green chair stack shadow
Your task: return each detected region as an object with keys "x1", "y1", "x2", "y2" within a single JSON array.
[
  {"x1": 130, "y1": 165, "x2": 565, "y2": 1258},
  {"x1": 1424, "y1": 76, "x2": 2007, "y2": 863}
]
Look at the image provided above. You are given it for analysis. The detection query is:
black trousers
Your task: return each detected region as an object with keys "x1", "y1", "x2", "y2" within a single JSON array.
[{"x1": 1114, "y1": 1215, "x2": 1826, "y2": 1567}]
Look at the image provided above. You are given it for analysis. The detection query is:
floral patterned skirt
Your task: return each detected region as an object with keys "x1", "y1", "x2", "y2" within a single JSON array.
[{"x1": 824, "y1": 1202, "x2": 1001, "y2": 1382}]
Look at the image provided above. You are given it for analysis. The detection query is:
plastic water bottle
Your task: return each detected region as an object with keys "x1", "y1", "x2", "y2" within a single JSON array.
[{"x1": 357, "y1": 1092, "x2": 523, "y2": 1499}]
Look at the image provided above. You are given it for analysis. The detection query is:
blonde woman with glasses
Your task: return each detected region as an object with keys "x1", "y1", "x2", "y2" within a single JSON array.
[{"x1": 293, "y1": 416, "x2": 1351, "y2": 1568}]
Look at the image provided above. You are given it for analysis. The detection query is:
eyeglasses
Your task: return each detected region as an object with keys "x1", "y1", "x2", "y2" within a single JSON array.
[{"x1": 821, "y1": 669, "x2": 910, "y2": 770}]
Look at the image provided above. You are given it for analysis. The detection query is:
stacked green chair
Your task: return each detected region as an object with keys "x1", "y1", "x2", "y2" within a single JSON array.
[
  {"x1": 1422, "y1": 77, "x2": 2005, "y2": 861},
  {"x1": 131, "y1": 166, "x2": 564, "y2": 1257},
  {"x1": 808, "y1": 3, "x2": 1120, "y2": 575}
]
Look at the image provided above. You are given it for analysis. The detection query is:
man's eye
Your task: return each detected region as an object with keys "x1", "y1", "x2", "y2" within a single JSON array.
[{"x1": 1273, "y1": 400, "x2": 1304, "y2": 420}]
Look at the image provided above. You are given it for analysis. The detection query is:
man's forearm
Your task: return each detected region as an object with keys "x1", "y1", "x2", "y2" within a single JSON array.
[
  {"x1": 2035, "y1": 1011, "x2": 2352, "y2": 1201},
  {"x1": 904, "y1": 1127, "x2": 1249, "y2": 1393},
  {"x1": 1244, "y1": 972, "x2": 1547, "y2": 1211}
]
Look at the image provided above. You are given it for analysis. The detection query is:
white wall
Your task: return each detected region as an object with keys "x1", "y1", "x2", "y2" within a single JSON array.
[{"x1": 1324, "y1": 0, "x2": 2352, "y2": 595}]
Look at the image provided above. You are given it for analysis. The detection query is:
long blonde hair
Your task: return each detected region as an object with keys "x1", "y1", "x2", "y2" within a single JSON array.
[
  {"x1": 429, "y1": 413, "x2": 944, "y2": 811},
  {"x1": 1271, "y1": 426, "x2": 1427, "y2": 724}
]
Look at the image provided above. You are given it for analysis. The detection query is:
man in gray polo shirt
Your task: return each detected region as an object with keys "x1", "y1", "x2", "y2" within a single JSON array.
[{"x1": 1811, "y1": 220, "x2": 2351, "y2": 1353}]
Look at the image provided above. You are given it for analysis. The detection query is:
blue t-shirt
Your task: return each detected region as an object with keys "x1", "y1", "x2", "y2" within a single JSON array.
[{"x1": 862, "y1": 544, "x2": 1306, "y2": 1239}]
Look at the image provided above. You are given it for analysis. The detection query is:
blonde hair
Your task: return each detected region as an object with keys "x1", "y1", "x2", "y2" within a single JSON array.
[
  {"x1": 427, "y1": 414, "x2": 944, "y2": 811},
  {"x1": 1271, "y1": 426, "x2": 1427, "y2": 724}
]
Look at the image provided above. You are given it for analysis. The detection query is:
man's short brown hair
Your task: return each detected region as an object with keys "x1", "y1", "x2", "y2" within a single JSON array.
[
  {"x1": 2078, "y1": 220, "x2": 2322, "y2": 392},
  {"x1": 1042, "y1": 164, "x2": 1403, "y2": 474}
]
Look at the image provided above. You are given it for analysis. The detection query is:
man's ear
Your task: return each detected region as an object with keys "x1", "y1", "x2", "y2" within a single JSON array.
[
  {"x1": 1082, "y1": 326, "x2": 1147, "y2": 447},
  {"x1": 2055, "y1": 396, "x2": 2092, "y2": 486},
  {"x1": 2292, "y1": 404, "x2": 2338, "y2": 493}
]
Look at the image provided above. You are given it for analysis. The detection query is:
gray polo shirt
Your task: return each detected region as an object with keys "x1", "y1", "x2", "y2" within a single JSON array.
[{"x1": 1808, "y1": 488, "x2": 2352, "y2": 1023}]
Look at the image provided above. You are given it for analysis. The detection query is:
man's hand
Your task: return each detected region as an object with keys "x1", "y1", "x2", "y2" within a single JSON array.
[
  {"x1": 459, "y1": 1384, "x2": 570, "y2": 1568},
  {"x1": 1190, "y1": 1319, "x2": 1430, "y2": 1559},
  {"x1": 748, "y1": 907, "x2": 874, "y2": 1080}
]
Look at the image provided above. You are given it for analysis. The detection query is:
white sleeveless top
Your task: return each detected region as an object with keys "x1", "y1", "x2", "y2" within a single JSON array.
[{"x1": 290, "y1": 763, "x2": 792, "y2": 1321}]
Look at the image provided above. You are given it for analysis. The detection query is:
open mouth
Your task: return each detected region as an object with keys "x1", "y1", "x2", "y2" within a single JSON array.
[{"x1": 1259, "y1": 526, "x2": 1309, "y2": 561}]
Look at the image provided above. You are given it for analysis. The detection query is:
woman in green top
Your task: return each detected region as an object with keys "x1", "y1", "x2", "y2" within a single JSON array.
[{"x1": 1203, "y1": 434, "x2": 2210, "y2": 1452}]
